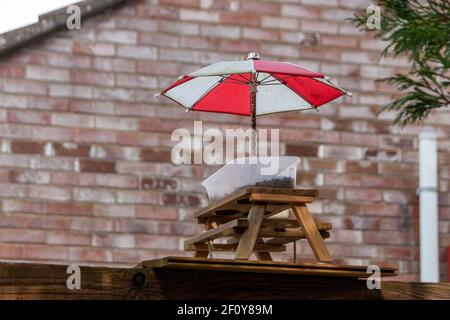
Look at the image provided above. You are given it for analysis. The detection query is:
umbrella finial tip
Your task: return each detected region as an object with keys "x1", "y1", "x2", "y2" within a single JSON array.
[
  {"x1": 154, "y1": 92, "x2": 161, "y2": 97},
  {"x1": 246, "y1": 52, "x2": 261, "y2": 60},
  {"x1": 346, "y1": 91, "x2": 353, "y2": 97}
]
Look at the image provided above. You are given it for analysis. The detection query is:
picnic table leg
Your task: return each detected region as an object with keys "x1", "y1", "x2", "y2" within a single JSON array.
[
  {"x1": 292, "y1": 204, "x2": 333, "y2": 263},
  {"x1": 235, "y1": 204, "x2": 266, "y2": 260},
  {"x1": 255, "y1": 237, "x2": 272, "y2": 261}
]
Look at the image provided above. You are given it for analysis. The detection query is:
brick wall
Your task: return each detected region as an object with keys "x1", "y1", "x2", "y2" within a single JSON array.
[{"x1": 0, "y1": 0, "x2": 449, "y2": 281}]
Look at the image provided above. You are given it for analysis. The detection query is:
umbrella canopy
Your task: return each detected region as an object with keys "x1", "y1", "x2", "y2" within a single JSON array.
[{"x1": 158, "y1": 52, "x2": 350, "y2": 120}]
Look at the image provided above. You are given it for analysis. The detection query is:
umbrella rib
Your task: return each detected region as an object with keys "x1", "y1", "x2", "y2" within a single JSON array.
[
  {"x1": 219, "y1": 75, "x2": 248, "y2": 84},
  {"x1": 189, "y1": 76, "x2": 225, "y2": 109},
  {"x1": 259, "y1": 82, "x2": 285, "y2": 86},
  {"x1": 320, "y1": 77, "x2": 347, "y2": 94},
  {"x1": 236, "y1": 73, "x2": 250, "y2": 83},
  {"x1": 256, "y1": 106, "x2": 317, "y2": 116},
  {"x1": 271, "y1": 73, "x2": 317, "y2": 108},
  {"x1": 298, "y1": 106, "x2": 317, "y2": 111},
  {"x1": 258, "y1": 74, "x2": 272, "y2": 83},
  {"x1": 221, "y1": 81, "x2": 251, "y2": 85},
  {"x1": 161, "y1": 93, "x2": 190, "y2": 110},
  {"x1": 259, "y1": 74, "x2": 298, "y2": 85},
  {"x1": 260, "y1": 78, "x2": 282, "y2": 85}
]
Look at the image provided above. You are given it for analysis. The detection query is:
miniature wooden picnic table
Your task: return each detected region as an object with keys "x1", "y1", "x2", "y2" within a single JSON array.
[{"x1": 185, "y1": 187, "x2": 333, "y2": 263}]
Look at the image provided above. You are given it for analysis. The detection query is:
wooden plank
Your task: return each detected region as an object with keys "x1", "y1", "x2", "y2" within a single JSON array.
[
  {"x1": 376, "y1": 281, "x2": 450, "y2": 300},
  {"x1": 241, "y1": 187, "x2": 318, "y2": 197},
  {"x1": 194, "y1": 188, "x2": 255, "y2": 219},
  {"x1": 265, "y1": 231, "x2": 330, "y2": 245},
  {"x1": 185, "y1": 243, "x2": 286, "y2": 252},
  {"x1": 226, "y1": 227, "x2": 304, "y2": 238},
  {"x1": 225, "y1": 237, "x2": 240, "y2": 245},
  {"x1": 194, "y1": 251, "x2": 209, "y2": 258},
  {"x1": 262, "y1": 218, "x2": 299, "y2": 228},
  {"x1": 184, "y1": 218, "x2": 248, "y2": 245},
  {"x1": 264, "y1": 236, "x2": 297, "y2": 245},
  {"x1": 201, "y1": 219, "x2": 330, "y2": 233},
  {"x1": 255, "y1": 252, "x2": 273, "y2": 261},
  {"x1": 13, "y1": 258, "x2": 450, "y2": 300},
  {"x1": 293, "y1": 204, "x2": 333, "y2": 263},
  {"x1": 198, "y1": 204, "x2": 291, "y2": 224},
  {"x1": 0, "y1": 262, "x2": 139, "y2": 300},
  {"x1": 255, "y1": 237, "x2": 272, "y2": 261},
  {"x1": 157, "y1": 261, "x2": 380, "y2": 279},
  {"x1": 265, "y1": 204, "x2": 292, "y2": 216},
  {"x1": 223, "y1": 223, "x2": 331, "y2": 238},
  {"x1": 249, "y1": 193, "x2": 315, "y2": 204},
  {"x1": 186, "y1": 219, "x2": 330, "y2": 247},
  {"x1": 201, "y1": 217, "x2": 303, "y2": 229},
  {"x1": 223, "y1": 222, "x2": 331, "y2": 245},
  {"x1": 3, "y1": 259, "x2": 450, "y2": 300},
  {"x1": 194, "y1": 187, "x2": 318, "y2": 219},
  {"x1": 143, "y1": 257, "x2": 397, "y2": 278},
  {"x1": 259, "y1": 222, "x2": 331, "y2": 237},
  {"x1": 235, "y1": 204, "x2": 266, "y2": 260},
  {"x1": 224, "y1": 222, "x2": 330, "y2": 238}
]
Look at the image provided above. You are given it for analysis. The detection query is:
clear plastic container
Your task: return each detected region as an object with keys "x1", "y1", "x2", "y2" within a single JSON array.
[{"x1": 202, "y1": 156, "x2": 301, "y2": 203}]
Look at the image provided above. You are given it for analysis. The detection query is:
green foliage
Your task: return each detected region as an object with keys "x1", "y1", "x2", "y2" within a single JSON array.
[{"x1": 349, "y1": 0, "x2": 450, "y2": 125}]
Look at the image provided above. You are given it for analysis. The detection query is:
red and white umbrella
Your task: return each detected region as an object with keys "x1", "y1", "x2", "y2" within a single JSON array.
[{"x1": 158, "y1": 52, "x2": 350, "y2": 150}]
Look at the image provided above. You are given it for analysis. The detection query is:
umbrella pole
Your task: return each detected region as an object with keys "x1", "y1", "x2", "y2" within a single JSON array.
[{"x1": 250, "y1": 71, "x2": 257, "y2": 157}]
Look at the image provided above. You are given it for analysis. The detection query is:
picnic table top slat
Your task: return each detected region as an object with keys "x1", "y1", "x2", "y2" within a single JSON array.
[{"x1": 194, "y1": 187, "x2": 318, "y2": 219}]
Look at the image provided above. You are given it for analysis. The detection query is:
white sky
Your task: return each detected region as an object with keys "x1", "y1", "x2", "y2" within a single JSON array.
[{"x1": 0, "y1": 0, "x2": 79, "y2": 34}]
